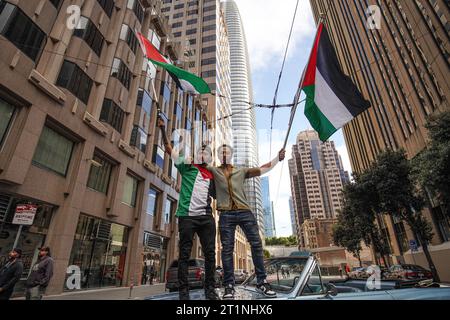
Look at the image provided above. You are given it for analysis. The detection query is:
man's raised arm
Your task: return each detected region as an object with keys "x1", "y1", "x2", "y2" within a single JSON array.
[
  {"x1": 246, "y1": 149, "x2": 286, "y2": 178},
  {"x1": 157, "y1": 116, "x2": 179, "y2": 162}
]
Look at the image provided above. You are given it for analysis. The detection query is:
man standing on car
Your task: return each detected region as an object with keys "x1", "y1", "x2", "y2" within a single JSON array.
[
  {"x1": 207, "y1": 144, "x2": 286, "y2": 299},
  {"x1": 158, "y1": 117, "x2": 218, "y2": 300},
  {"x1": 0, "y1": 248, "x2": 24, "y2": 300}
]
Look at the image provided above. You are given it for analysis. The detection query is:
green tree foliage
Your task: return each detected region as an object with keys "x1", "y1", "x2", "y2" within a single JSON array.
[
  {"x1": 265, "y1": 236, "x2": 298, "y2": 246},
  {"x1": 412, "y1": 111, "x2": 450, "y2": 216}
]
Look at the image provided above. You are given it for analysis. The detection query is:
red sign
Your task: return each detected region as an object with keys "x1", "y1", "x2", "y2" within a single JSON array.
[{"x1": 12, "y1": 204, "x2": 38, "y2": 225}]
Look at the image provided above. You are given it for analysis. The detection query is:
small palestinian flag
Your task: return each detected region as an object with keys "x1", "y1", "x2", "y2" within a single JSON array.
[
  {"x1": 300, "y1": 23, "x2": 370, "y2": 141},
  {"x1": 137, "y1": 32, "x2": 211, "y2": 95}
]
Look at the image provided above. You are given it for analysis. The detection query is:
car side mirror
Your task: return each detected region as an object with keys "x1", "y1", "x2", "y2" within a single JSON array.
[{"x1": 325, "y1": 283, "x2": 338, "y2": 297}]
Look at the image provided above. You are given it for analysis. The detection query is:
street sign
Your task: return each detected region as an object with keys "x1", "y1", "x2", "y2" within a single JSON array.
[
  {"x1": 12, "y1": 204, "x2": 37, "y2": 225},
  {"x1": 409, "y1": 240, "x2": 418, "y2": 252}
]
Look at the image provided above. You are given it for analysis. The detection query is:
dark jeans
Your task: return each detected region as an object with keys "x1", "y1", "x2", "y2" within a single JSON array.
[
  {"x1": 219, "y1": 210, "x2": 266, "y2": 286},
  {"x1": 178, "y1": 215, "x2": 216, "y2": 292}
]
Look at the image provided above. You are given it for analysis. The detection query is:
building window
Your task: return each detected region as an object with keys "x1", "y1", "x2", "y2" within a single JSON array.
[
  {"x1": 202, "y1": 46, "x2": 215, "y2": 54},
  {"x1": 201, "y1": 70, "x2": 216, "y2": 78},
  {"x1": 119, "y1": 25, "x2": 138, "y2": 54},
  {"x1": 57, "y1": 60, "x2": 93, "y2": 104},
  {"x1": 202, "y1": 24, "x2": 215, "y2": 32},
  {"x1": 0, "y1": 98, "x2": 15, "y2": 147},
  {"x1": 186, "y1": 28, "x2": 197, "y2": 35},
  {"x1": 172, "y1": 22, "x2": 182, "y2": 28},
  {"x1": 73, "y1": 16, "x2": 104, "y2": 56},
  {"x1": 100, "y1": 99, "x2": 125, "y2": 133},
  {"x1": 173, "y1": 12, "x2": 184, "y2": 19},
  {"x1": 203, "y1": 5, "x2": 215, "y2": 12},
  {"x1": 152, "y1": 145, "x2": 165, "y2": 168},
  {"x1": 187, "y1": 19, "x2": 197, "y2": 25},
  {"x1": 174, "y1": 3, "x2": 184, "y2": 9},
  {"x1": 202, "y1": 34, "x2": 216, "y2": 42},
  {"x1": 127, "y1": 0, "x2": 144, "y2": 23},
  {"x1": 87, "y1": 151, "x2": 113, "y2": 194},
  {"x1": 97, "y1": 0, "x2": 114, "y2": 17},
  {"x1": 164, "y1": 198, "x2": 175, "y2": 224},
  {"x1": 173, "y1": 32, "x2": 182, "y2": 38},
  {"x1": 189, "y1": 38, "x2": 196, "y2": 45},
  {"x1": 146, "y1": 188, "x2": 160, "y2": 216},
  {"x1": 68, "y1": 214, "x2": 128, "y2": 289},
  {"x1": 188, "y1": 9, "x2": 198, "y2": 16},
  {"x1": 32, "y1": 126, "x2": 74, "y2": 176},
  {"x1": 0, "y1": 2, "x2": 46, "y2": 61},
  {"x1": 122, "y1": 174, "x2": 138, "y2": 207},
  {"x1": 201, "y1": 57, "x2": 216, "y2": 66},
  {"x1": 130, "y1": 125, "x2": 147, "y2": 153},
  {"x1": 111, "y1": 58, "x2": 132, "y2": 90},
  {"x1": 202, "y1": 14, "x2": 215, "y2": 22}
]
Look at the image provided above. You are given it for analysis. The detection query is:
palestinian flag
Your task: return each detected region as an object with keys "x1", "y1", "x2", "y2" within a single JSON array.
[
  {"x1": 136, "y1": 32, "x2": 210, "y2": 95},
  {"x1": 301, "y1": 23, "x2": 370, "y2": 141}
]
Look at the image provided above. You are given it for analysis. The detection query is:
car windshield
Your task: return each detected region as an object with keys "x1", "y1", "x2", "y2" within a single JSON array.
[{"x1": 244, "y1": 258, "x2": 309, "y2": 293}]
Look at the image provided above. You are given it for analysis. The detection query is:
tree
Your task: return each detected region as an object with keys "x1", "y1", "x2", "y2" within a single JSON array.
[
  {"x1": 369, "y1": 149, "x2": 440, "y2": 282},
  {"x1": 412, "y1": 111, "x2": 450, "y2": 217},
  {"x1": 265, "y1": 236, "x2": 298, "y2": 246},
  {"x1": 334, "y1": 177, "x2": 391, "y2": 267},
  {"x1": 263, "y1": 249, "x2": 271, "y2": 259}
]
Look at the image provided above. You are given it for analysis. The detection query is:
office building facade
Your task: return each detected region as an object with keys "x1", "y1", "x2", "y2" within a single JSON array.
[{"x1": 310, "y1": 0, "x2": 450, "y2": 280}]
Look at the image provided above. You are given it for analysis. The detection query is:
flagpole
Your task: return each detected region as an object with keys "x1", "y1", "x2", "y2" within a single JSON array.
[{"x1": 281, "y1": 14, "x2": 326, "y2": 150}]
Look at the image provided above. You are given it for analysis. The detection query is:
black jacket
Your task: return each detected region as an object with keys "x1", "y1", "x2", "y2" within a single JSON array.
[
  {"x1": 26, "y1": 256, "x2": 54, "y2": 288},
  {"x1": 0, "y1": 259, "x2": 24, "y2": 297}
]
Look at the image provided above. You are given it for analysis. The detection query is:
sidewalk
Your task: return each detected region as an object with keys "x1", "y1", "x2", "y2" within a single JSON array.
[{"x1": 13, "y1": 283, "x2": 167, "y2": 300}]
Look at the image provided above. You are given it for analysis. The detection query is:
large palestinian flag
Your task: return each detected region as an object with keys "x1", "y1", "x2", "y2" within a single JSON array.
[
  {"x1": 301, "y1": 23, "x2": 370, "y2": 141},
  {"x1": 137, "y1": 32, "x2": 211, "y2": 95}
]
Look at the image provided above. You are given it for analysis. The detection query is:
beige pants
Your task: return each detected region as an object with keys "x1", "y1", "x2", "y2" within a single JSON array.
[{"x1": 25, "y1": 286, "x2": 44, "y2": 300}]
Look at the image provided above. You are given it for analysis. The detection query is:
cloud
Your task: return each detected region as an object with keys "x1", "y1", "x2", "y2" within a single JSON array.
[{"x1": 233, "y1": 0, "x2": 316, "y2": 72}]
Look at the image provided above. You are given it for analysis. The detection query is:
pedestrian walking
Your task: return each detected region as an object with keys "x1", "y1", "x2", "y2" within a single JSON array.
[
  {"x1": 0, "y1": 248, "x2": 24, "y2": 300},
  {"x1": 25, "y1": 246, "x2": 54, "y2": 300}
]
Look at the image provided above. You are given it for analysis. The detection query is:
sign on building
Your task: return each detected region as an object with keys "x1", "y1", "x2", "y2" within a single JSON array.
[{"x1": 12, "y1": 204, "x2": 37, "y2": 225}]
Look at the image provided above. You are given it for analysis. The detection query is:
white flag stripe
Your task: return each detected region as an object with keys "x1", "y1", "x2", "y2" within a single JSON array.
[
  {"x1": 314, "y1": 68, "x2": 354, "y2": 129},
  {"x1": 179, "y1": 79, "x2": 200, "y2": 95}
]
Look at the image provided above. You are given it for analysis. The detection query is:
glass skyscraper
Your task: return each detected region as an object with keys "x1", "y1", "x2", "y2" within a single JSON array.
[{"x1": 261, "y1": 177, "x2": 275, "y2": 238}]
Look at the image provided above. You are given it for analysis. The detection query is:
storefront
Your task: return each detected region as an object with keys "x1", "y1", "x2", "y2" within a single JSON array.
[
  {"x1": 66, "y1": 214, "x2": 129, "y2": 290},
  {"x1": 142, "y1": 231, "x2": 169, "y2": 284},
  {"x1": 0, "y1": 193, "x2": 54, "y2": 297}
]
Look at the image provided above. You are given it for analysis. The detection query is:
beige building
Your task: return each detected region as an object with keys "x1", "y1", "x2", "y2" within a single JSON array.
[
  {"x1": 289, "y1": 131, "x2": 350, "y2": 249},
  {"x1": 0, "y1": 0, "x2": 213, "y2": 296},
  {"x1": 310, "y1": 0, "x2": 450, "y2": 281}
]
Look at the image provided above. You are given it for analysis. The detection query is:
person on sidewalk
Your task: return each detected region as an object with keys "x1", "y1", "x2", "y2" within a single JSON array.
[
  {"x1": 0, "y1": 248, "x2": 24, "y2": 300},
  {"x1": 207, "y1": 144, "x2": 286, "y2": 300},
  {"x1": 25, "y1": 246, "x2": 54, "y2": 300},
  {"x1": 158, "y1": 117, "x2": 218, "y2": 301}
]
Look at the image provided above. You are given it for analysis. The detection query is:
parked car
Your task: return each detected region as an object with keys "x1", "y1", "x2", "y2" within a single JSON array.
[
  {"x1": 348, "y1": 267, "x2": 368, "y2": 279},
  {"x1": 234, "y1": 269, "x2": 248, "y2": 284},
  {"x1": 385, "y1": 264, "x2": 433, "y2": 280},
  {"x1": 165, "y1": 259, "x2": 205, "y2": 292},
  {"x1": 149, "y1": 253, "x2": 450, "y2": 300}
]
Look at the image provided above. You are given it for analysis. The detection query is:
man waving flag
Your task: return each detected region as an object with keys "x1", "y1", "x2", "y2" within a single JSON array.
[
  {"x1": 300, "y1": 22, "x2": 370, "y2": 142},
  {"x1": 137, "y1": 32, "x2": 211, "y2": 95}
]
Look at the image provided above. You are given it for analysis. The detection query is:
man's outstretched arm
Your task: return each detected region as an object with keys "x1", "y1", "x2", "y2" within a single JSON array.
[
  {"x1": 157, "y1": 117, "x2": 180, "y2": 161},
  {"x1": 246, "y1": 149, "x2": 286, "y2": 178}
]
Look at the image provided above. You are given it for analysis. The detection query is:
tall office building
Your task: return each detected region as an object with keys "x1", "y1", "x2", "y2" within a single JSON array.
[
  {"x1": 310, "y1": 0, "x2": 450, "y2": 279},
  {"x1": 289, "y1": 197, "x2": 297, "y2": 237},
  {"x1": 261, "y1": 176, "x2": 275, "y2": 238},
  {"x1": 0, "y1": 0, "x2": 211, "y2": 296},
  {"x1": 289, "y1": 131, "x2": 350, "y2": 248},
  {"x1": 222, "y1": 0, "x2": 265, "y2": 238}
]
